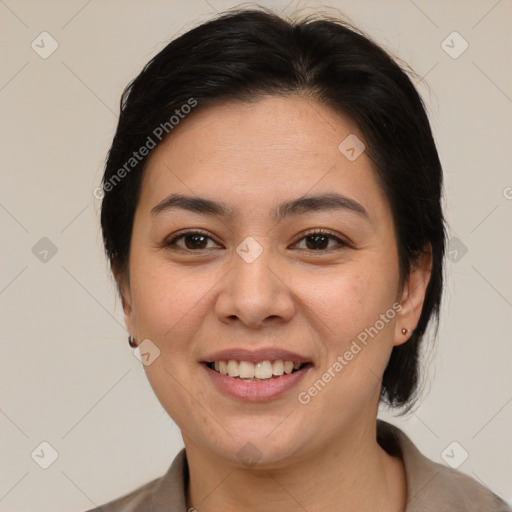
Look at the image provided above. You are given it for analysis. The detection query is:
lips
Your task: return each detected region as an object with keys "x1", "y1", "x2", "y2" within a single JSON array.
[
  {"x1": 202, "y1": 348, "x2": 311, "y2": 365},
  {"x1": 200, "y1": 347, "x2": 313, "y2": 401}
]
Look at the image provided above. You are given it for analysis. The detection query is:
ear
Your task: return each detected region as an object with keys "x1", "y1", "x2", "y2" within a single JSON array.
[
  {"x1": 393, "y1": 244, "x2": 432, "y2": 347},
  {"x1": 112, "y1": 263, "x2": 136, "y2": 338}
]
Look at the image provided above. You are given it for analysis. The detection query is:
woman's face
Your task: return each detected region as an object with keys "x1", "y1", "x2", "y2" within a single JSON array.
[{"x1": 120, "y1": 95, "x2": 430, "y2": 466}]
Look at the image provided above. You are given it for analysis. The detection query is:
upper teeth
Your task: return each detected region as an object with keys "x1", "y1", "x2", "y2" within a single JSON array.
[{"x1": 213, "y1": 360, "x2": 302, "y2": 379}]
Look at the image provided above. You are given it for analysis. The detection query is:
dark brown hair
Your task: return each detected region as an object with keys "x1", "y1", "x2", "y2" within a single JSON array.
[{"x1": 100, "y1": 8, "x2": 447, "y2": 410}]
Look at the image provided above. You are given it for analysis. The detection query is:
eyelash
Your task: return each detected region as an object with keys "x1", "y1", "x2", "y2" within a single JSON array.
[{"x1": 164, "y1": 228, "x2": 350, "y2": 253}]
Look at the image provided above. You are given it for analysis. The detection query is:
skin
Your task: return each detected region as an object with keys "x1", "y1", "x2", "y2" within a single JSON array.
[{"x1": 116, "y1": 95, "x2": 432, "y2": 512}]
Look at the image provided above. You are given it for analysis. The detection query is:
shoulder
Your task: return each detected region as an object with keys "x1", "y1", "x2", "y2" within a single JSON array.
[
  {"x1": 421, "y1": 465, "x2": 512, "y2": 511},
  {"x1": 377, "y1": 420, "x2": 511, "y2": 512},
  {"x1": 80, "y1": 448, "x2": 189, "y2": 512},
  {"x1": 82, "y1": 477, "x2": 161, "y2": 512}
]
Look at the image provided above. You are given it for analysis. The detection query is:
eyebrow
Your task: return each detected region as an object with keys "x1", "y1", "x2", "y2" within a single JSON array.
[{"x1": 151, "y1": 192, "x2": 370, "y2": 222}]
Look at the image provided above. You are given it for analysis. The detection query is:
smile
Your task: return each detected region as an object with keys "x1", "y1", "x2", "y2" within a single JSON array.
[
  {"x1": 206, "y1": 359, "x2": 308, "y2": 381},
  {"x1": 202, "y1": 360, "x2": 312, "y2": 401}
]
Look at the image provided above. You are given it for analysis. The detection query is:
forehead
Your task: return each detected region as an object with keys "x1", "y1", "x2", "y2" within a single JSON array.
[{"x1": 139, "y1": 95, "x2": 389, "y2": 222}]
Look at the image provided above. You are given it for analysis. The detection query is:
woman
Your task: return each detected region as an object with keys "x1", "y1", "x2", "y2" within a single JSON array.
[{"x1": 87, "y1": 8, "x2": 511, "y2": 512}]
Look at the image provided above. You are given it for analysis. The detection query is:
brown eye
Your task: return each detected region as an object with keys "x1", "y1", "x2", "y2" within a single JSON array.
[
  {"x1": 165, "y1": 231, "x2": 219, "y2": 251},
  {"x1": 294, "y1": 230, "x2": 349, "y2": 251}
]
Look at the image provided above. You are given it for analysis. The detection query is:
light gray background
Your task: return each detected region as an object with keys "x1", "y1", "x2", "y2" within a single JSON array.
[{"x1": 1, "y1": 0, "x2": 511, "y2": 510}]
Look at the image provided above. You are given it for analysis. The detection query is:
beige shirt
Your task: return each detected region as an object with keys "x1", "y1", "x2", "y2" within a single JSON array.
[{"x1": 85, "y1": 420, "x2": 511, "y2": 511}]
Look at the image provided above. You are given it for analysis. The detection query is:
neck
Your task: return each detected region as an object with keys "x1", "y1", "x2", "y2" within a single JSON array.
[{"x1": 184, "y1": 418, "x2": 406, "y2": 512}]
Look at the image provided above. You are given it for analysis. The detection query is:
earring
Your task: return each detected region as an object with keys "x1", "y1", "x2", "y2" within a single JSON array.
[
  {"x1": 401, "y1": 328, "x2": 408, "y2": 335},
  {"x1": 128, "y1": 335, "x2": 137, "y2": 348}
]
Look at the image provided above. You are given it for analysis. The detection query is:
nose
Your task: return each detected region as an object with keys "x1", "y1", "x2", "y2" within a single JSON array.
[{"x1": 215, "y1": 244, "x2": 295, "y2": 329}]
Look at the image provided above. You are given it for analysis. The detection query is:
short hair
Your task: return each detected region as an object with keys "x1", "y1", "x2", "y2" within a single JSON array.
[{"x1": 100, "y1": 8, "x2": 447, "y2": 410}]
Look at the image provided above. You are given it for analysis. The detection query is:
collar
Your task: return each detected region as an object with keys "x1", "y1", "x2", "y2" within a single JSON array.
[{"x1": 150, "y1": 419, "x2": 506, "y2": 511}]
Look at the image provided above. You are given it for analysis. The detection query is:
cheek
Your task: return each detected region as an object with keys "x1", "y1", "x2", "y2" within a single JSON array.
[
  {"x1": 129, "y1": 257, "x2": 212, "y2": 342},
  {"x1": 291, "y1": 262, "x2": 393, "y2": 343},
  {"x1": 128, "y1": 258, "x2": 216, "y2": 429},
  {"x1": 292, "y1": 260, "x2": 398, "y2": 395}
]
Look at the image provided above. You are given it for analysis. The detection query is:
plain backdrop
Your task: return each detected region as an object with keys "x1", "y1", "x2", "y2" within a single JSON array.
[{"x1": 1, "y1": 0, "x2": 511, "y2": 510}]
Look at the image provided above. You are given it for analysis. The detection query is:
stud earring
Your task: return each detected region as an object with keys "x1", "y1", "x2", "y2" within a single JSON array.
[
  {"x1": 128, "y1": 335, "x2": 137, "y2": 348},
  {"x1": 401, "y1": 328, "x2": 408, "y2": 335}
]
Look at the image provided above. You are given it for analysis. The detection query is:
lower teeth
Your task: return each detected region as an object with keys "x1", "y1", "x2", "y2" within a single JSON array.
[{"x1": 233, "y1": 376, "x2": 277, "y2": 381}]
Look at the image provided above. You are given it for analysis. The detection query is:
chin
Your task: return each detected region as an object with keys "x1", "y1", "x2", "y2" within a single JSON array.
[{"x1": 200, "y1": 417, "x2": 307, "y2": 468}]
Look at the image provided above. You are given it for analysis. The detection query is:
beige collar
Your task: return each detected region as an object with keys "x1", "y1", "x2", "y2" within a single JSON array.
[{"x1": 149, "y1": 420, "x2": 509, "y2": 511}]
